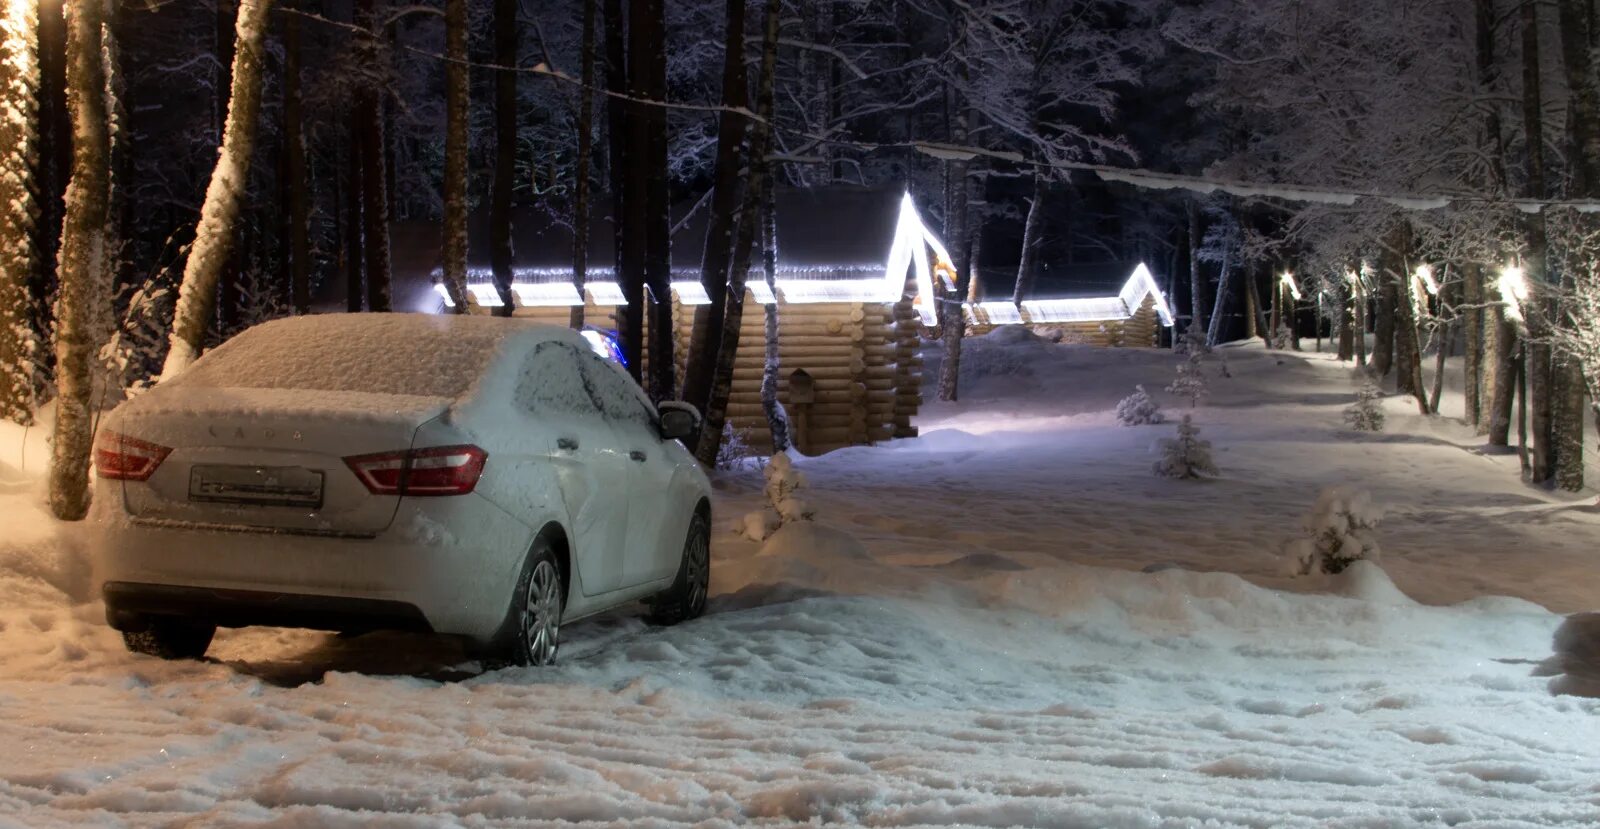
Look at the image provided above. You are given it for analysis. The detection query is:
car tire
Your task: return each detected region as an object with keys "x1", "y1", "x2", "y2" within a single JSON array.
[
  {"x1": 646, "y1": 511, "x2": 710, "y2": 626},
  {"x1": 122, "y1": 618, "x2": 216, "y2": 661},
  {"x1": 496, "y1": 540, "x2": 565, "y2": 667}
]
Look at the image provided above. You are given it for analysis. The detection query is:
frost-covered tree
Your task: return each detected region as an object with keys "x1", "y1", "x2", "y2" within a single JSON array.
[
  {"x1": 158, "y1": 0, "x2": 273, "y2": 380},
  {"x1": 49, "y1": 0, "x2": 111, "y2": 521},
  {"x1": 0, "y1": 0, "x2": 39, "y2": 426},
  {"x1": 1116, "y1": 384, "x2": 1164, "y2": 426},
  {"x1": 1344, "y1": 378, "x2": 1385, "y2": 432},
  {"x1": 1287, "y1": 487, "x2": 1382, "y2": 575},
  {"x1": 1165, "y1": 352, "x2": 1208, "y2": 407},
  {"x1": 1153, "y1": 414, "x2": 1217, "y2": 479}
]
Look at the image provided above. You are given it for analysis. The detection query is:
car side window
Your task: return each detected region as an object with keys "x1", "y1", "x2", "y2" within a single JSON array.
[
  {"x1": 578, "y1": 352, "x2": 656, "y2": 430},
  {"x1": 515, "y1": 342, "x2": 600, "y2": 417}
]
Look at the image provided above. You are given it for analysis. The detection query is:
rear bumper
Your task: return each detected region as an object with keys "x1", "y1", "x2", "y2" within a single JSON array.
[
  {"x1": 91, "y1": 496, "x2": 532, "y2": 642},
  {"x1": 104, "y1": 581, "x2": 433, "y2": 634}
]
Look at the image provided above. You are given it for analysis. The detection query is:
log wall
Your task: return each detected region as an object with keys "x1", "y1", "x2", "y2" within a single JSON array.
[{"x1": 499, "y1": 292, "x2": 922, "y2": 456}]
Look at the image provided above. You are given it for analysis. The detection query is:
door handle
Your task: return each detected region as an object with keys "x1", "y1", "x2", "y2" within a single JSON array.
[
  {"x1": 557, "y1": 437, "x2": 580, "y2": 451},
  {"x1": 629, "y1": 450, "x2": 647, "y2": 462}
]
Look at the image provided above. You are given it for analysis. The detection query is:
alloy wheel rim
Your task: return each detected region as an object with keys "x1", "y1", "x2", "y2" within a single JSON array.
[
  {"x1": 523, "y1": 560, "x2": 561, "y2": 664},
  {"x1": 686, "y1": 525, "x2": 709, "y2": 614}
]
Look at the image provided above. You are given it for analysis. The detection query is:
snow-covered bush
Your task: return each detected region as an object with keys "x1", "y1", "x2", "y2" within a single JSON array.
[
  {"x1": 1116, "y1": 385, "x2": 1165, "y2": 426},
  {"x1": 1165, "y1": 353, "x2": 1208, "y2": 407},
  {"x1": 739, "y1": 452, "x2": 813, "y2": 541},
  {"x1": 99, "y1": 276, "x2": 176, "y2": 397},
  {"x1": 1287, "y1": 487, "x2": 1382, "y2": 575},
  {"x1": 1344, "y1": 380, "x2": 1385, "y2": 432},
  {"x1": 1153, "y1": 414, "x2": 1218, "y2": 479},
  {"x1": 715, "y1": 422, "x2": 758, "y2": 471},
  {"x1": 1270, "y1": 324, "x2": 1294, "y2": 350}
]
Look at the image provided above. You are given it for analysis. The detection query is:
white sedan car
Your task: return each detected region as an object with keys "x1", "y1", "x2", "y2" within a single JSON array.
[{"x1": 92, "y1": 314, "x2": 712, "y2": 667}]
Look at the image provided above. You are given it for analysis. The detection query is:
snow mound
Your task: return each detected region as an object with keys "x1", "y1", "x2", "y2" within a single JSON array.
[
  {"x1": 1329, "y1": 560, "x2": 1414, "y2": 605},
  {"x1": 982, "y1": 324, "x2": 1050, "y2": 346},
  {"x1": 757, "y1": 521, "x2": 869, "y2": 561},
  {"x1": 0, "y1": 459, "x2": 28, "y2": 494}
]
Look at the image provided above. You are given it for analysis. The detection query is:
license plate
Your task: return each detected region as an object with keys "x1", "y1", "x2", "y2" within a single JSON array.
[{"x1": 189, "y1": 464, "x2": 324, "y2": 509}]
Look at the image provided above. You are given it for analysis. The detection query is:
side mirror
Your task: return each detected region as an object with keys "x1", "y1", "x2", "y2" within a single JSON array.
[{"x1": 657, "y1": 401, "x2": 701, "y2": 442}]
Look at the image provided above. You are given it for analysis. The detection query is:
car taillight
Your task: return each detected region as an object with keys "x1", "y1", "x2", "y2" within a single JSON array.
[
  {"x1": 343, "y1": 445, "x2": 488, "y2": 496},
  {"x1": 93, "y1": 431, "x2": 172, "y2": 481}
]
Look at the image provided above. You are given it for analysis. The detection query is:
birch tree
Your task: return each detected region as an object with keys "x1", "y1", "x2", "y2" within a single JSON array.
[
  {"x1": 49, "y1": 0, "x2": 110, "y2": 520},
  {"x1": 696, "y1": 0, "x2": 778, "y2": 466},
  {"x1": 158, "y1": 0, "x2": 274, "y2": 380}
]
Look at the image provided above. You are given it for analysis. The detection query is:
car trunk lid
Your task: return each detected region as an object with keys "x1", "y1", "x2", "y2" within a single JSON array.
[{"x1": 112, "y1": 386, "x2": 452, "y2": 536}]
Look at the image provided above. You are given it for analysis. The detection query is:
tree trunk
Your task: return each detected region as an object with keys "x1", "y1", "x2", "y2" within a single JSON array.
[
  {"x1": 1244, "y1": 268, "x2": 1259, "y2": 340},
  {"x1": 159, "y1": 0, "x2": 274, "y2": 380},
  {"x1": 1389, "y1": 225, "x2": 1424, "y2": 407},
  {"x1": 284, "y1": 0, "x2": 311, "y2": 315},
  {"x1": 1337, "y1": 274, "x2": 1354, "y2": 361},
  {"x1": 29, "y1": 0, "x2": 69, "y2": 395},
  {"x1": 1206, "y1": 246, "x2": 1232, "y2": 347},
  {"x1": 602, "y1": 0, "x2": 640, "y2": 379},
  {"x1": 696, "y1": 0, "x2": 778, "y2": 466},
  {"x1": 1269, "y1": 273, "x2": 1280, "y2": 344},
  {"x1": 1554, "y1": 0, "x2": 1595, "y2": 490},
  {"x1": 682, "y1": 0, "x2": 748, "y2": 414},
  {"x1": 1463, "y1": 264, "x2": 1484, "y2": 427},
  {"x1": 1187, "y1": 200, "x2": 1205, "y2": 339},
  {"x1": 1489, "y1": 305, "x2": 1518, "y2": 446},
  {"x1": 1010, "y1": 172, "x2": 1045, "y2": 305},
  {"x1": 569, "y1": 0, "x2": 597, "y2": 329},
  {"x1": 1521, "y1": 0, "x2": 1554, "y2": 484},
  {"x1": 48, "y1": 0, "x2": 109, "y2": 520},
  {"x1": 489, "y1": 0, "x2": 517, "y2": 316},
  {"x1": 1353, "y1": 280, "x2": 1367, "y2": 368},
  {"x1": 937, "y1": 35, "x2": 970, "y2": 403},
  {"x1": 1430, "y1": 294, "x2": 1452, "y2": 415},
  {"x1": 632, "y1": 0, "x2": 673, "y2": 401},
  {"x1": 358, "y1": 0, "x2": 391, "y2": 313},
  {"x1": 1372, "y1": 268, "x2": 1396, "y2": 378},
  {"x1": 343, "y1": 118, "x2": 364, "y2": 312},
  {"x1": 0, "y1": 0, "x2": 40, "y2": 425},
  {"x1": 759, "y1": 148, "x2": 788, "y2": 452},
  {"x1": 215, "y1": 0, "x2": 240, "y2": 336},
  {"x1": 440, "y1": 0, "x2": 470, "y2": 313}
]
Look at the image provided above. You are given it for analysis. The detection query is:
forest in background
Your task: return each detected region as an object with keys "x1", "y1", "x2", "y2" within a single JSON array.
[{"x1": 4, "y1": 0, "x2": 1600, "y2": 520}]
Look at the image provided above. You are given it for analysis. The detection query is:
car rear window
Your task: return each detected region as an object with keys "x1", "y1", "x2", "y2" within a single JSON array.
[{"x1": 175, "y1": 314, "x2": 510, "y2": 399}]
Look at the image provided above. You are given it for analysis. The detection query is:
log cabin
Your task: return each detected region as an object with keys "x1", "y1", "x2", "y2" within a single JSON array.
[{"x1": 388, "y1": 186, "x2": 1173, "y2": 455}]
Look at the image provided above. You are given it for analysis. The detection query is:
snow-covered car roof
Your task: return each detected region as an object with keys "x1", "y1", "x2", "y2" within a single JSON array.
[{"x1": 170, "y1": 313, "x2": 587, "y2": 401}]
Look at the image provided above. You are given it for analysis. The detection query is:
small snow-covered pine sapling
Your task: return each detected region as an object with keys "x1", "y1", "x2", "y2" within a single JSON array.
[
  {"x1": 1116, "y1": 384, "x2": 1165, "y2": 426},
  {"x1": 1270, "y1": 324, "x2": 1294, "y2": 350},
  {"x1": 738, "y1": 452, "x2": 814, "y2": 541},
  {"x1": 1343, "y1": 380, "x2": 1385, "y2": 431},
  {"x1": 1175, "y1": 325, "x2": 1210, "y2": 356},
  {"x1": 1165, "y1": 353, "x2": 1209, "y2": 407},
  {"x1": 1153, "y1": 414, "x2": 1219, "y2": 479},
  {"x1": 1287, "y1": 487, "x2": 1381, "y2": 575}
]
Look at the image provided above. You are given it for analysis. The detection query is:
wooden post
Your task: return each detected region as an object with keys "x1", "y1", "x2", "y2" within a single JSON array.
[{"x1": 789, "y1": 368, "x2": 815, "y2": 456}]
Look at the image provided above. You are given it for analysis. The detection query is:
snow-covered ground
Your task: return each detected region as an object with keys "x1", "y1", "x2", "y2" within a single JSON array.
[{"x1": 1, "y1": 333, "x2": 1597, "y2": 827}]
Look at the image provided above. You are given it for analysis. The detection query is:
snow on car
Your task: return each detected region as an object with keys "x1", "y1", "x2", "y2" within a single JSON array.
[{"x1": 91, "y1": 313, "x2": 712, "y2": 666}]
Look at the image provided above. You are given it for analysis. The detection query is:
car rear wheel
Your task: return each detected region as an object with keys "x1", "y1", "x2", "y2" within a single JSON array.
[
  {"x1": 122, "y1": 618, "x2": 216, "y2": 660},
  {"x1": 646, "y1": 511, "x2": 710, "y2": 626},
  {"x1": 499, "y1": 542, "x2": 564, "y2": 667}
]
